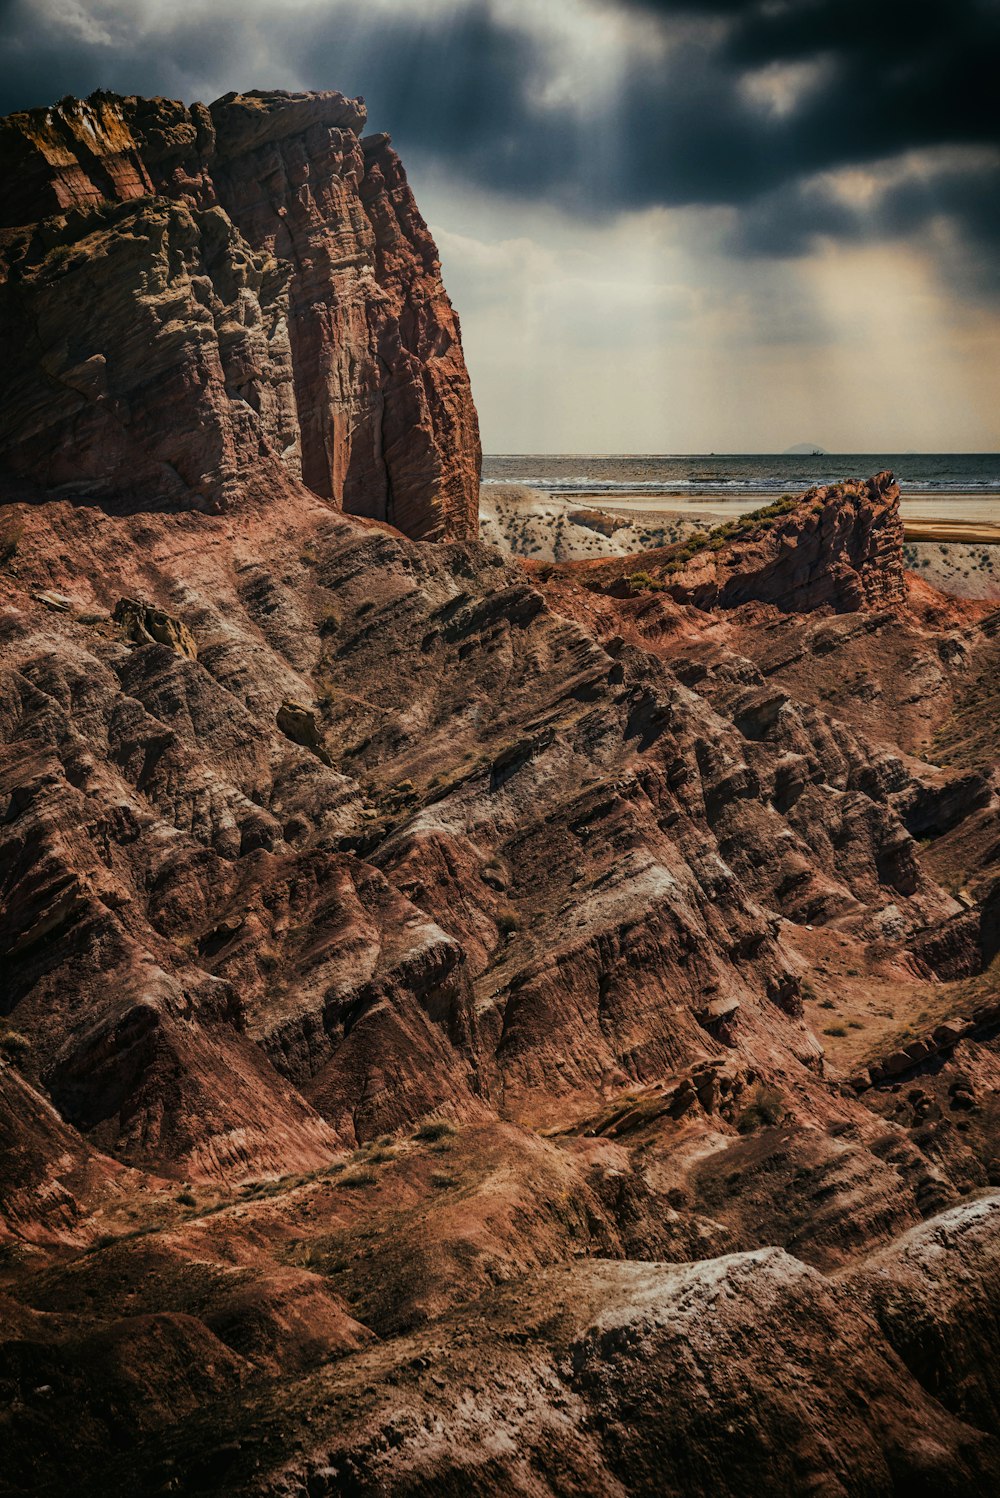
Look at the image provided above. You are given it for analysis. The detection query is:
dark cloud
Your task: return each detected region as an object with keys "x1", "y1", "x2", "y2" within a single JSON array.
[
  {"x1": 725, "y1": 0, "x2": 1000, "y2": 165},
  {"x1": 0, "y1": 0, "x2": 997, "y2": 293}
]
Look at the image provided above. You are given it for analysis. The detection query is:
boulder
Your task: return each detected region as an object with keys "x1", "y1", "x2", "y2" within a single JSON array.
[{"x1": 276, "y1": 701, "x2": 331, "y2": 765}]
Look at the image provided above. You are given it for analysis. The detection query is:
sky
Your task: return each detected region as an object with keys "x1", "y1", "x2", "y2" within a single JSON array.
[{"x1": 2, "y1": 0, "x2": 999, "y2": 454}]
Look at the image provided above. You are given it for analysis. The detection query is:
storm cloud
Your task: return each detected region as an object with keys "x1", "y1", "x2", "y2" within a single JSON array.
[
  {"x1": 1, "y1": 0, "x2": 998, "y2": 272},
  {"x1": 1, "y1": 0, "x2": 997, "y2": 449}
]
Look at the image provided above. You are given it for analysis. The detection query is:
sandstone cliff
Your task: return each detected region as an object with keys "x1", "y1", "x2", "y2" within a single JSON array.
[{"x1": 0, "y1": 90, "x2": 480, "y2": 539}]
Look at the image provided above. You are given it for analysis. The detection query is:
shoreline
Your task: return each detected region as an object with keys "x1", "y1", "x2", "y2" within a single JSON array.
[
  {"x1": 481, "y1": 484, "x2": 1000, "y2": 544},
  {"x1": 481, "y1": 484, "x2": 1000, "y2": 506}
]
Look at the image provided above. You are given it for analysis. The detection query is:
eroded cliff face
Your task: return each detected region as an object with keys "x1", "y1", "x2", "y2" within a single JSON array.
[{"x1": 0, "y1": 90, "x2": 481, "y2": 539}]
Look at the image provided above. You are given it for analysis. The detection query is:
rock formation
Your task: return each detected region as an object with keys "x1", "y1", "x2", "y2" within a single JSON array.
[
  {"x1": 0, "y1": 89, "x2": 480, "y2": 538},
  {"x1": 2, "y1": 90, "x2": 1000, "y2": 1498},
  {"x1": 576, "y1": 471, "x2": 907, "y2": 613}
]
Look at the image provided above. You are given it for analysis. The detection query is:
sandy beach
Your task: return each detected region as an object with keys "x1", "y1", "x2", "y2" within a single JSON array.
[
  {"x1": 482, "y1": 484, "x2": 1000, "y2": 543},
  {"x1": 578, "y1": 491, "x2": 1000, "y2": 545}
]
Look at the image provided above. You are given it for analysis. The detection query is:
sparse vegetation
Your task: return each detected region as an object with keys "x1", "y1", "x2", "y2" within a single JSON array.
[
  {"x1": 372, "y1": 778, "x2": 419, "y2": 815},
  {"x1": 338, "y1": 1166, "x2": 378, "y2": 1188},
  {"x1": 367, "y1": 1145, "x2": 396, "y2": 1164},
  {"x1": 0, "y1": 515, "x2": 24, "y2": 566},
  {"x1": 497, "y1": 906, "x2": 520, "y2": 936},
  {"x1": 414, "y1": 1118, "x2": 457, "y2": 1142},
  {"x1": 616, "y1": 493, "x2": 811, "y2": 591},
  {"x1": 624, "y1": 570, "x2": 665, "y2": 594},
  {"x1": 737, "y1": 1083, "x2": 785, "y2": 1132},
  {"x1": 45, "y1": 243, "x2": 77, "y2": 271},
  {"x1": 0, "y1": 1028, "x2": 31, "y2": 1059}
]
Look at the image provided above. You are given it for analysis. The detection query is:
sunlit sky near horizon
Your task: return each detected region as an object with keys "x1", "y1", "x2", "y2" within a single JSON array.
[{"x1": 2, "y1": 0, "x2": 998, "y2": 453}]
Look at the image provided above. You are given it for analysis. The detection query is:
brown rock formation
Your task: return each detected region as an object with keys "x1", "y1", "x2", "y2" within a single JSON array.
[
  {"x1": 2, "y1": 94, "x2": 1000, "y2": 1498},
  {"x1": 0, "y1": 90, "x2": 480, "y2": 538},
  {"x1": 113, "y1": 597, "x2": 198, "y2": 659},
  {"x1": 573, "y1": 471, "x2": 906, "y2": 613}
]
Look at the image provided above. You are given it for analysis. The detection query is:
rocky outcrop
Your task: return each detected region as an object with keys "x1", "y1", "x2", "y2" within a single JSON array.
[
  {"x1": 113, "y1": 597, "x2": 198, "y2": 659},
  {"x1": 0, "y1": 1061, "x2": 125, "y2": 1246},
  {"x1": 276, "y1": 699, "x2": 331, "y2": 764},
  {"x1": 0, "y1": 90, "x2": 480, "y2": 539},
  {"x1": 847, "y1": 1194, "x2": 1000, "y2": 1433},
  {"x1": 578, "y1": 472, "x2": 907, "y2": 613}
]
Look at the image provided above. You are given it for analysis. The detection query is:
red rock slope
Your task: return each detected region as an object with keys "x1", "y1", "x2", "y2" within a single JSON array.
[
  {"x1": 571, "y1": 471, "x2": 906, "y2": 612},
  {"x1": 0, "y1": 89, "x2": 481, "y2": 540},
  {"x1": 2, "y1": 93, "x2": 1000, "y2": 1498}
]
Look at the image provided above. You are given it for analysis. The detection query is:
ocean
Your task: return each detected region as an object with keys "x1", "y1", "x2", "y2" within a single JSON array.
[{"x1": 482, "y1": 454, "x2": 1000, "y2": 498}]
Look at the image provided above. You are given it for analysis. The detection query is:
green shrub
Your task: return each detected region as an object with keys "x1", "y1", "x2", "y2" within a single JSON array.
[
  {"x1": 625, "y1": 571, "x2": 665, "y2": 593},
  {"x1": 823, "y1": 1025, "x2": 848, "y2": 1037},
  {"x1": 176, "y1": 1190, "x2": 196, "y2": 1207}
]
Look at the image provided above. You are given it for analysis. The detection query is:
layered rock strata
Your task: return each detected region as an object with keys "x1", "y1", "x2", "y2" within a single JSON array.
[
  {"x1": 575, "y1": 471, "x2": 906, "y2": 613},
  {"x1": 2, "y1": 90, "x2": 1000, "y2": 1498},
  {"x1": 0, "y1": 90, "x2": 480, "y2": 538}
]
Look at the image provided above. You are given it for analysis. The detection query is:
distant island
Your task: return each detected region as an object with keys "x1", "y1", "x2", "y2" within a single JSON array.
[{"x1": 783, "y1": 443, "x2": 828, "y2": 455}]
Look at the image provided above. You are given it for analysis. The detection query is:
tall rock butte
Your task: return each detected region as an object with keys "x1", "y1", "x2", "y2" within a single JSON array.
[{"x1": 0, "y1": 89, "x2": 481, "y2": 540}]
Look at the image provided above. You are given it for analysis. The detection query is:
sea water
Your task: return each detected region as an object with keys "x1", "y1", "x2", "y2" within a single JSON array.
[{"x1": 482, "y1": 454, "x2": 1000, "y2": 497}]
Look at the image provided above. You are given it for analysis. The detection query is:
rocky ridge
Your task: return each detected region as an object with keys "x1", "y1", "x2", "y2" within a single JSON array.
[
  {"x1": 2, "y1": 465, "x2": 999, "y2": 1492},
  {"x1": 569, "y1": 471, "x2": 906, "y2": 614}
]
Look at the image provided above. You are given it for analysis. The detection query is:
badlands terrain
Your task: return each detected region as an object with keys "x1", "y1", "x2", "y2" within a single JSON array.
[{"x1": 1, "y1": 89, "x2": 1000, "y2": 1497}]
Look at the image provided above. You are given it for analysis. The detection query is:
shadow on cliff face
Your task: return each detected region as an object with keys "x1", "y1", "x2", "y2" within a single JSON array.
[{"x1": 0, "y1": 89, "x2": 481, "y2": 538}]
